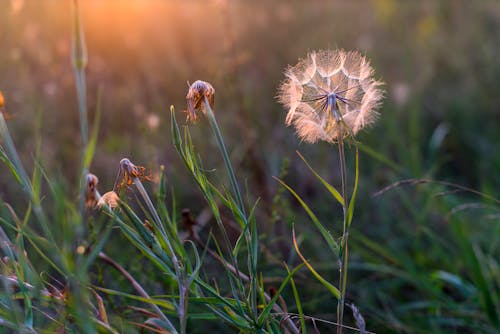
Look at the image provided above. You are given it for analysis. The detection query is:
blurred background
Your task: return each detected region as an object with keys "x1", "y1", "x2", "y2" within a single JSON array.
[{"x1": 1, "y1": 0, "x2": 499, "y2": 332}]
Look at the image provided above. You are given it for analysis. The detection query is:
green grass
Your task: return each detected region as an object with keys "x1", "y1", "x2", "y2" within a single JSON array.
[{"x1": 0, "y1": 1, "x2": 499, "y2": 333}]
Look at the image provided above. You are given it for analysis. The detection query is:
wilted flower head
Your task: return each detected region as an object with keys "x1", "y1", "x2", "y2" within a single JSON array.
[
  {"x1": 186, "y1": 80, "x2": 215, "y2": 122},
  {"x1": 85, "y1": 173, "x2": 99, "y2": 208},
  {"x1": 115, "y1": 158, "x2": 151, "y2": 191},
  {"x1": 97, "y1": 191, "x2": 119, "y2": 210},
  {"x1": 278, "y1": 49, "x2": 384, "y2": 143}
]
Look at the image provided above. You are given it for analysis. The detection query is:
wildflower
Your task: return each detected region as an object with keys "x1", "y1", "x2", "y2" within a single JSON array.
[
  {"x1": 278, "y1": 49, "x2": 384, "y2": 143},
  {"x1": 115, "y1": 158, "x2": 151, "y2": 191},
  {"x1": 0, "y1": 91, "x2": 4, "y2": 110},
  {"x1": 85, "y1": 173, "x2": 99, "y2": 208},
  {"x1": 97, "y1": 191, "x2": 120, "y2": 210},
  {"x1": 186, "y1": 80, "x2": 215, "y2": 122}
]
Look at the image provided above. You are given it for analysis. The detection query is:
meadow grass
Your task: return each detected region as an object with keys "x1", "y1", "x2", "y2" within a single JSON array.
[{"x1": 0, "y1": 1, "x2": 499, "y2": 334}]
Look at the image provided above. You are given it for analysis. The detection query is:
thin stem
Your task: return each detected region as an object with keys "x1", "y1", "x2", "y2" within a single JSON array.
[
  {"x1": 203, "y1": 96, "x2": 246, "y2": 216},
  {"x1": 202, "y1": 96, "x2": 258, "y2": 317},
  {"x1": 133, "y1": 178, "x2": 187, "y2": 334},
  {"x1": 98, "y1": 252, "x2": 178, "y2": 333},
  {"x1": 71, "y1": 0, "x2": 88, "y2": 148},
  {"x1": 191, "y1": 234, "x2": 300, "y2": 334},
  {"x1": 336, "y1": 136, "x2": 349, "y2": 334}
]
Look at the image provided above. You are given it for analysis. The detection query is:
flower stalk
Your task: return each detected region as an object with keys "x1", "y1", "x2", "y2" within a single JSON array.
[
  {"x1": 337, "y1": 135, "x2": 349, "y2": 334},
  {"x1": 118, "y1": 158, "x2": 188, "y2": 334}
]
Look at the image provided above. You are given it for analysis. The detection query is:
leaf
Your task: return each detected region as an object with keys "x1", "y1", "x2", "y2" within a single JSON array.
[
  {"x1": 292, "y1": 228, "x2": 340, "y2": 299},
  {"x1": 274, "y1": 176, "x2": 339, "y2": 254},
  {"x1": 286, "y1": 264, "x2": 307, "y2": 334},
  {"x1": 94, "y1": 287, "x2": 176, "y2": 312},
  {"x1": 296, "y1": 151, "x2": 344, "y2": 206},
  {"x1": 257, "y1": 262, "x2": 305, "y2": 326},
  {"x1": 347, "y1": 145, "x2": 359, "y2": 227}
]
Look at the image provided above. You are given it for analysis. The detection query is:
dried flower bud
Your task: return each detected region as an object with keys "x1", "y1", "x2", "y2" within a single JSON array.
[
  {"x1": 85, "y1": 173, "x2": 99, "y2": 208},
  {"x1": 186, "y1": 80, "x2": 215, "y2": 122},
  {"x1": 97, "y1": 191, "x2": 119, "y2": 210},
  {"x1": 116, "y1": 158, "x2": 151, "y2": 191}
]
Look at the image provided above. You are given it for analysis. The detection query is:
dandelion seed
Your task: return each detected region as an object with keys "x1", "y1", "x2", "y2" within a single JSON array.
[
  {"x1": 85, "y1": 173, "x2": 99, "y2": 208},
  {"x1": 278, "y1": 49, "x2": 384, "y2": 143},
  {"x1": 186, "y1": 80, "x2": 215, "y2": 122},
  {"x1": 97, "y1": 191, "x2": 119, "y2": 210},
  {"x1": 115, "y1": 158, "x2": 151, "y2": 191}
]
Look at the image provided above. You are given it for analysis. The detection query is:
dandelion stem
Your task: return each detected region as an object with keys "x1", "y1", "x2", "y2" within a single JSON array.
[{"x1": 337, "y1": 135, "x2": 349, "y2": 334}]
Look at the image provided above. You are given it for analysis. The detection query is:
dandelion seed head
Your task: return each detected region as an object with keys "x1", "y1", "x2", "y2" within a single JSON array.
[
  {"x1": 278, "y1": 49, "x2": 384, "y2": 143},
  {"x1": 186, "y1": 80, "x2": 215, "y2": 122}
]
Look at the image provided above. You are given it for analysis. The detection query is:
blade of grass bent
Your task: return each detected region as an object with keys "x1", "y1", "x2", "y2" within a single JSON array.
[
  {"x1": 292, "y1": 229, "x2": 340, "y2": 299},
  {"x1": 297, "y1": 150, "x2": 344, "y2": 206},
  {"x1": 274, "y1": 176, "x2": 339, "y2": 254}
]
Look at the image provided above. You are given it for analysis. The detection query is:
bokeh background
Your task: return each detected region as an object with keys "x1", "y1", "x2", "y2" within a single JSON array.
[{"x1": 1, "y1": 0, "x2": 499, "y2": 333}]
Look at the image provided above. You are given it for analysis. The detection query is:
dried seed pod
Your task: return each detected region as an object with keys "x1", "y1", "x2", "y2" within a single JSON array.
[
  {"x1": 85, "y1": 173, "x2": 99, "y2": 208},
  {"x1": 116, "y1": 158, "x2": 151, "y2": 191},
  {"x1": 97, "y1": 191, "x2": 119, "y2": 210},
  {"x1": 186, "y1": 80, "x2": 215, "y2": 122}
]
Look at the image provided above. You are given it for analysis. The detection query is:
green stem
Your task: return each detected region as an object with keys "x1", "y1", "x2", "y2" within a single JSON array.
[
  {"x1": 203, "y1": 96, "x2": 246, "y2": 216},
  {"x1": 71, "y1": 0, "x2": 88, "y2": 148},
  {"x1": 133, "y1": 178, "x2": 187, "y2": 334},
  {"x1": 337, "y1": 137, "x2": 349, "y2": 334},
  {"x1": 202, "y1": 97, "x2": 260, "y2": 318}
]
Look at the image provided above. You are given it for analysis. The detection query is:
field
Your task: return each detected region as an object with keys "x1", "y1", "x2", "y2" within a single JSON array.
[{"x1": 0, "y1": 1, "x2": 499, "y2": 333}]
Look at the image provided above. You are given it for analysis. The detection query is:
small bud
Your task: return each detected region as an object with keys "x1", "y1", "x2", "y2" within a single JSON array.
[
  {"x1": 85, "y1": 173, "x2": 99, "y2": 208},
  {"x1": 186, "y1": 80, "x2": 215, "y2": 122},
  {"x1": 97, "y1": 191, "x2": 120, "y2": 210},
  {"x1": 76, "y1": 245, "x2": 86, "y2": 255}
]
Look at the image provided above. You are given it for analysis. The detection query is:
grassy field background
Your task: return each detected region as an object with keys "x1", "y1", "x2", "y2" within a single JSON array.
[{"x1": 0, "y1": 1, "x2": 499, "y2": 333}]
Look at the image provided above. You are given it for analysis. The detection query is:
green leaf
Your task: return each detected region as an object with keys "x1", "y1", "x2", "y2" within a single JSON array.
[
  {"x1": 274, "y1": 176, "x2": 339, "y2": 254},
  {"x1": 358, "y1": 142, "x2": 402, "y2": 173},
  {"x1": 84, "y1": 88, "x2": 102, "y2": 169},
  {"x1": 297, "y1": 151, "x2": 344, "y2": 206},
  {"x1": 94, "y1": 287, "x2": 176, "y2": 311},
  {"x1": 286, "y1": 264, "x2": 307, "y2": 334},
  {"x1": 292, "y1": 229, "x2": 340, "y2": 299},
  {"x1": 257, "y1": 262, "x2": 305, "y2": 326},
  {"x1": 347, "y1": 145, "x2": 359, "y2": 227}
]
